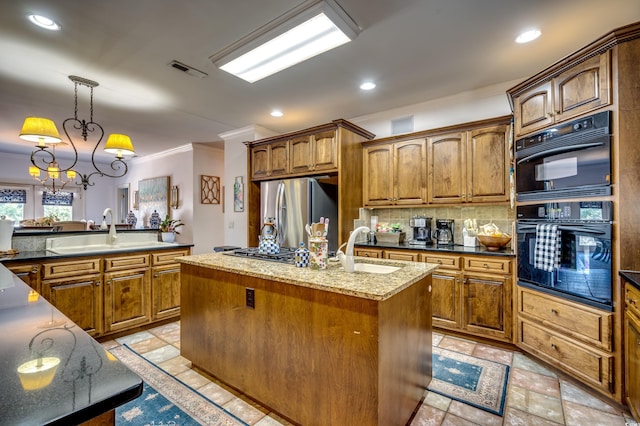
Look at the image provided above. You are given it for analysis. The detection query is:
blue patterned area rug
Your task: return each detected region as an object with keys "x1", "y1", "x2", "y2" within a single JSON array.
[
  {"x1": 110, "y1": 345, "x2": 248, "y2": 426},
  {"x1": 428, "y1": 347, "x2": 510, "y2": 416}
]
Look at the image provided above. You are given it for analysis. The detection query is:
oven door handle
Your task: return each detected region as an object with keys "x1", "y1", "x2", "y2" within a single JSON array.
[
  {"x1": 517, "y1": 224, "x2": 607, "y2": 235},
  {"x1": 516, "y1": 141, "x2": 605, "y2": 164}
]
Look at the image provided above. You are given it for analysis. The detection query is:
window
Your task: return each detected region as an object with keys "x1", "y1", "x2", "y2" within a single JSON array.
[
  {"x1": 42, "y1": 191, "x2": 74, "y2": 221},
  {"x1": 0, "y1": 188, "x2": 27, "y2": 222}
]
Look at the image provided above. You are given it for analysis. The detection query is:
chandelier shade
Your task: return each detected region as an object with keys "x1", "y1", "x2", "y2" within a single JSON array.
[
  {"x1": 104, "y1": 134, "x2": 135, "y2": 158},
  {"x1": 19, "y1": 117, "x2": 62, "y2": 145},
  {"x1": 19, "y1": 75, "x2": 135, "y2": 192}
]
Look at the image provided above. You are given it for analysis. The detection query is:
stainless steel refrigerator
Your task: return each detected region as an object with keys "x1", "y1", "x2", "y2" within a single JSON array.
[{"x1": 260, "y1": 178, "x2": 338, "y2": 251}]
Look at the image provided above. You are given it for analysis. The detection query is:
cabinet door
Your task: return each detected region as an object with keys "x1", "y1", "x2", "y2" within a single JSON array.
[
  {"x1": 467, "y1": 125, "x2": 510, "y2": 203},
  {"x1": 626, "y1": 310, "x2": 640, "y2": 421},
  {"x1": 431, "y1": 271, "x2": 461, "y2": 330},
  {"x1": 394, "y1": 140, "x2": 427, "y2": 205},
  {"x1": 42, "y1": 275, "x2": 102, "y2": 336},
  {"x1": 554, "y1": 52, "x2": 610, "y2": 123},
  {"x1": 152, "y1": 265, "x2": 181, "y2": 320},
  {"x1": 462, "y1": 272, "x2": 511, "y2": 340},
  {"x1": 312, "y1": 130, "x2": 338, "y2": 172},
  {"x1": 270, "y1": 141, "x2": 289, "y2": 177},
  {"x1": 427, "y1": 132, "x2": 466, "y2": 204},
  {"x1": 290, "y1": 136, "x2": 313, "y2": 174},
  {"x1": 6, "y1": 263, "x2": 40, "y2": 292},
  {"x1": 513, "y1": 81, "x2": 554, "y2": 136},
  {"x1": 251, "y1": 146, "x2": 270, "y2": 179},
  {"x1": 104, "y1": 268, "x2": 151, "y2": 333},
  {"x1": 363, "y1": 144, "x2": 393, "y2": 205}
]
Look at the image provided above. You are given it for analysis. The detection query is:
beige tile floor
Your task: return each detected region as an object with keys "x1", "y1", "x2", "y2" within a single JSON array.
[{"x1": 102, "y1": 321, "x2": 635, "y2": 426}]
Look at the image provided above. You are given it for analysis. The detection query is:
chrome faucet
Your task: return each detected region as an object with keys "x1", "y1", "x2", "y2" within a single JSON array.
[
  {"x1": 336, "y1": 226, "x2": 370, "y2": 273},
  {"x1": 101, "y1": 207, "x2": 117, "y2": 243}
]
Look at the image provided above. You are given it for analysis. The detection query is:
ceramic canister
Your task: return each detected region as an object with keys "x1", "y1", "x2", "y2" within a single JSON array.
[
  {"x1": 308, "y1": 237, "x2": 328, "y2": 270},
  {"x1": 0, "y1": 216, "x2": 15, "y2": 252}
]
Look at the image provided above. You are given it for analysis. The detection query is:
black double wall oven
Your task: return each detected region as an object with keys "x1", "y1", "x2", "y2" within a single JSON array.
[{"x1": 515, "y1": 111, "x2": 613, "y2": 311}]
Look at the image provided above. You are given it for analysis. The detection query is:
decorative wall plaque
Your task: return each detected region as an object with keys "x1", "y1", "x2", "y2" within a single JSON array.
[{"x1": 201, "y1": 175, "x2": 220, "y2": 204}]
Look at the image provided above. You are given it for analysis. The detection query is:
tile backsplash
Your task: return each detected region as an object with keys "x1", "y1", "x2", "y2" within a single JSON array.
[{"x1": 354, "y1": 205, "x2": 516, "y2": 244}]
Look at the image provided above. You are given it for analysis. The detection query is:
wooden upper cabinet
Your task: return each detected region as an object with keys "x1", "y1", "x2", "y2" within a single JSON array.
[
  {"x1": 427, "y1": 132, "x2": 467, "y2": 204},
  {"x1": 250, "y1": 141, "x2": 289, "y2": 179},
  {"x1": 363, "y1": 144, "x2": 393, "y2": 205},
  {"x1": 289, "y1": 130, "x2": 338, "y2": 174},
  {"x1": 363, "y1": 139, "x2": 426, "y2": 206},
  {"x1": 513, "y1": 51, "x2": 611, "y2": 137},
  {"x1": 312, "y1": 130, "x2": 338, "y2": 172},
  {"x1": 466, "y1": 124, "x2": 510, "y2": 203}
]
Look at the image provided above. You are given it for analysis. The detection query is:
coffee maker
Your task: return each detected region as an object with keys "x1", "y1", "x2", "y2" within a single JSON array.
[
  {"x1": 433, "y1": 219, "x2": 455, "y2": 245},
  {"x1": 409, "y1": 216, "x2": 432, "y2": 245}
]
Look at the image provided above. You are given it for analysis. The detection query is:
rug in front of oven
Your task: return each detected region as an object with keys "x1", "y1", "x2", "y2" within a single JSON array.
[{"x1": 428, "y1": 347, "x2": 510, "y2": 416}]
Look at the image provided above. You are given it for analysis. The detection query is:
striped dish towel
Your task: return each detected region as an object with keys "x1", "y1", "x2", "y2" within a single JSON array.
[{"x1": 533, "y1": 224, "x2": 561, "y2": 272}]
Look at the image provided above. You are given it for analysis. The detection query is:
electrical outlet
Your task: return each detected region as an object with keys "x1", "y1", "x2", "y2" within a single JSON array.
[{"x1": 246, "y1": 288, "x2": 255, "y2": 309}]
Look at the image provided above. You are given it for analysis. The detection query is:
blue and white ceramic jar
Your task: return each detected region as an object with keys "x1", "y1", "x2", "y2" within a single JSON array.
[
  {"x1": 149, "y1": 210, "x2": 161, "y2": 229},
  {"x1": 294, "y1": 242, "x2": 310, "y2": 268},
  {"x1": 126, "y1": 210, "x2": 137, "y2": 227}
]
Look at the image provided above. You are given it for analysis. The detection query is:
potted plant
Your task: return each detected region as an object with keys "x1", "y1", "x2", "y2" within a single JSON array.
[{"x1": 159, "y1": 215, "x2": 183, "y2": 243}]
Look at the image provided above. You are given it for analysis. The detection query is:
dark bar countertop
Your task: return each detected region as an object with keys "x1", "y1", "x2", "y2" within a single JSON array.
[
  {"x1": 0, "y1": 264, "x2": 142, "y2": 425},
  {"x1": 620, "y1": 270, "x2": 640, "y2": 291},
  {"x1": 355, "y1": 241, "x2": 516, "y2": 257}
]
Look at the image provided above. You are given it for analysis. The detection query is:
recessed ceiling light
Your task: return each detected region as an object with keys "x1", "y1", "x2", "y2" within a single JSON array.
[
  {"x1": 271, "y1": 110, "x2": 284, "y2": 117},
  {"x1": 516, "y1": 29, "x2": 541, "y2": 44},
  {"x1": 27, "y1": 14, "x2": 61, "y2": 31},
  {"x1": 360, "y1": 81, "x2": 376, "y2": 91}
]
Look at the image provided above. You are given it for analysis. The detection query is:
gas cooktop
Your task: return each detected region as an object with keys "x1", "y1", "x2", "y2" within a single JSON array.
[{"x1": 224, "y1": 247, "x2": 297, "y2": 264}]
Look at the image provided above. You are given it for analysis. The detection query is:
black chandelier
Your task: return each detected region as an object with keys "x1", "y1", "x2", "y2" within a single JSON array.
[{"x1": 19, "y1": 75, "x2": 135, "y2": 192}]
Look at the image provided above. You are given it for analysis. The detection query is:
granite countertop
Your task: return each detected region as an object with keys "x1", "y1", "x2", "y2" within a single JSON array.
[
  {"x1": 620, "y1": 270, "x2": 640, "y2": 291},
  {"x1": 355, "y1": 241, "x2": 516, "y2": 257},
  {"x1": 178, "y1": 252, "x2": 438, "y2": 301},
  {"x1": 0, "y1": 265, "x2": 142, "y2": 425},
  {"x1": 0, "y1": 243, "x2": 193, "y2": 263}
]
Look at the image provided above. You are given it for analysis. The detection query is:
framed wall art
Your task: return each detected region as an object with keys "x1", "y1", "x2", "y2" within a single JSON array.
[
  {"x1": 233, "y1": 176, "x2": 244, "y2": 212},
  {"x1": 138, "y1": 176, "x2": 169, "y2": 227},
  {"x1": 201, "y1": 175, "x2": 220, "y2": 204}
]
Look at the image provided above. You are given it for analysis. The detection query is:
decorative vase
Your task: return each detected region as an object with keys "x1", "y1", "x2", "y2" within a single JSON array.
[
  {"x1": 161, "y1": 232, "x2": 175, "y2": 243},
  {"x1": 126, "y1": 210, "x2": 137, "y2": 228},
  {"x1": 150, "y1": 210, "x2": 161, "y2": 229}
]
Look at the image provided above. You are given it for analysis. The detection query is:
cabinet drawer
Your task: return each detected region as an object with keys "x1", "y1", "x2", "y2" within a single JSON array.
[
  {"x1": 354, "y1": 248, "x2": 382, "y2": 258},
  {"x1": 464, "y1": 256, "x2": 511, "y2": 274},
  {"x1": 42, "y1": 258, "x2": 102, "y2": 279},
  {"x1": 105, "y1": 254, "x2": 150, "y2": 272},
  {"x1": 518, "y1": 287, "x2": 613, "y2": 350},
  {"x1": 518, "y1": 318, "x2": 613, "y2": 393},
  {"x1": 627, "y1": 283, "x2": 640, "y2": 319},
  {"x1": 152, "y1": 249, "x2": 190, "y2": 266},
  {"x1": 420, "y1": 254, "x2": 460, "y2": 270},
  {"x1": 384, "y1": 250, "x2": 418, "y2": 261}
]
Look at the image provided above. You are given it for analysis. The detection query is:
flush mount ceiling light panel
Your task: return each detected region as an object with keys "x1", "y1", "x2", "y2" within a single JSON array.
[{"x1": 210, "y1": 0, "x2": 360, "y2": 83}]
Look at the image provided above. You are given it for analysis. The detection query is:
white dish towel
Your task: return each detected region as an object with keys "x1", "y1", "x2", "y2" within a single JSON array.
[{"x1": 533, "y1": 224, "x2": 561, "y2": 272}]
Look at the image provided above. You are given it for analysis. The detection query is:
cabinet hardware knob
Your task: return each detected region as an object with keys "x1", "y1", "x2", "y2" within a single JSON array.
[
  {"x1": 95, "y1": 281, "x2": 100, "y2": 286},
  {"x1": 483, "y1": 264, "x2": 489, "y2": 268},
  {"x1": 551, "y1": 309, "x2": 558, "y2": 315},
  {"x1": 437, "y1": 260, "x2": 442, "y2": 264},
  {"x1": 551, "y1": 343, "x2": 557, "y2": 350}
]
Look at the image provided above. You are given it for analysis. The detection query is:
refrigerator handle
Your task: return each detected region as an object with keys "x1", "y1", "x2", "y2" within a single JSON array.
[{"x1": 275, "y1": 182, "x2": 285, "y2": 245}]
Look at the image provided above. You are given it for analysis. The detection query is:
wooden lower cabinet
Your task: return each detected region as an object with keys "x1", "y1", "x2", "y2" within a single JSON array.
[
  {"x1": 42, "y1": 274, "x2": 103, "y2": 336},
  {"x1": 152, "y1": 264, "x2": 181, "y2": 320},
  {"x1": 516, "y1": 286, "x2": 614, "y2": 396},
  {"x1": 7, "y1": 247, "x2": 190, "y2": 338},
  {"x1": 625, "y1": 282, "x2": 640, "y2": 421},
  {"x1": 104, "y1": 268, "x2": 151, "y2": 333},
  {"x1": 353, "y1": 248, "x2": 513, "y2": 342},
  {"x1": 5, "y1": 262, "x2": 40, "y2": 292}
]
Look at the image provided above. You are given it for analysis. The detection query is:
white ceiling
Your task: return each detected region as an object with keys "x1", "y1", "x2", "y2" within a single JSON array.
[{"x1": 1, "y1": 0, "x2": 639, "y2": 162}]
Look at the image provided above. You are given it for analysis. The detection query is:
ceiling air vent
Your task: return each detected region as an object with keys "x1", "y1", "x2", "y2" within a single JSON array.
[
  {"x1": 391, "y1": 116, "x2": 414, "y2": 135},
  {"x1": 168, "y1": 60, "x2": 208, "y2": 78}
]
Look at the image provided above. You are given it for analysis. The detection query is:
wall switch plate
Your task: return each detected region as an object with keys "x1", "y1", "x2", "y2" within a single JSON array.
[{"x1": 246, "y1": 288, "x2": 255, "y2": 309}]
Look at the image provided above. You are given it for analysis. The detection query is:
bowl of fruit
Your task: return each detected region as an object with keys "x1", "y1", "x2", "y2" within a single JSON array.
[{"x1": 476, "y1": 223, "x2": 511, "y2": 251}]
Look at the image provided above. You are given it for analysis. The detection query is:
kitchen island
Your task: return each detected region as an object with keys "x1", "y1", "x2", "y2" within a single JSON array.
[{"x1": 178, "y1": 252, "x2": 436, "y2": 426}]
